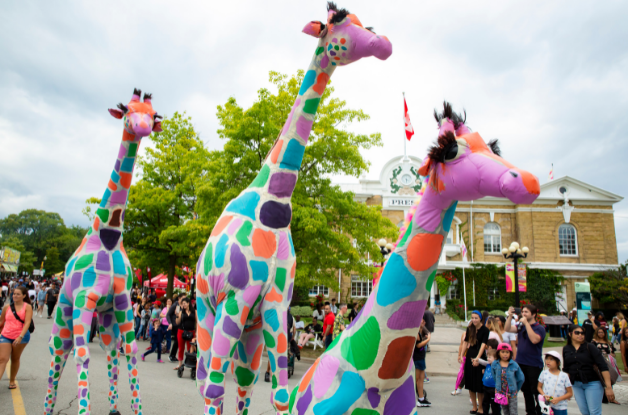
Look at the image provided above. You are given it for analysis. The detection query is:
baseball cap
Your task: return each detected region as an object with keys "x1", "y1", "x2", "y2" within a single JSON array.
[
  {"x1": 544, "y1": 350, "x2": 562, "y2": 363},
  {"x1": 497, "y1": 343, "x2": 512, "y2": 352}
]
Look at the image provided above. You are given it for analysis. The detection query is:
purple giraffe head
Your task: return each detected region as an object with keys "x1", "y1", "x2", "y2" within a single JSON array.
[
  {"x1": 108, "y1": 89, "x2": 163, "y2": 137},
  {"x1": 302, "y1": 2, "x2": 392, "y2": 66}
]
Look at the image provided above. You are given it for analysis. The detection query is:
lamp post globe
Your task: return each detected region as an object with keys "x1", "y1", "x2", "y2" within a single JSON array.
[{"x1": 503, "y1": 240, "x2": 528, "y2": 308}]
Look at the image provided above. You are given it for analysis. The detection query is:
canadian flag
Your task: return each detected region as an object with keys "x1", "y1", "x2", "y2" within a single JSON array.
[{"x1": 404, "y1": 94, "x2": 414, "y2": 141}]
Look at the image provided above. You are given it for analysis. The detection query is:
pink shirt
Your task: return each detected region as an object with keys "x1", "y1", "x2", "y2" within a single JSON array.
[{"x1": 2, "y1": 303, "x2": 28, "y2": 339}]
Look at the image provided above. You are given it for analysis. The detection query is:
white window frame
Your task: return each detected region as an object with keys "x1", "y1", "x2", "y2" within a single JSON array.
[
  {"x1": 308, "y1": 285, "x2": 329, "y2": 297},
  {"x1": 558, "y1": 224, "x2": 578, "y2": 256},
  {"x1": 483, "y1": 222, "x2": 502, "y2": 254},
  {"x1": 351, "y1": 275, "x2": 373, "y2": 299},
  {"x1": 487, "y1": 286, "x2": 500, "y2": 301},
  {"x1": 447, "y1": 278, "x2": 459, "y2": 300}
]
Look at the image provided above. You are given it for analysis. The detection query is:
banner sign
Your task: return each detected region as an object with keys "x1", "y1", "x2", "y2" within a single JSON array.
[
  {"x1": 0, "y1": 247, "x2": 21, "y2": 265},
  {"x1": 506, "y1": 263, "x2": 515, "y2": 292},
  {"x1": 506, "y1": 263, "x2": 527, "y2": 293},
  {"x1": 575, "y1": 282, "x2": 591, "y2": 325},
  {"x1": 517, "y1": 264, "x2": 527, "y2": 293}
]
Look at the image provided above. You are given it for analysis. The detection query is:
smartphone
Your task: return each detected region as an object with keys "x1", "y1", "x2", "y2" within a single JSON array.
[
  {"x1": 176, "y1": 305, "x2": 181, "y2": 314},
  {"x1": 514, "y1": 307, "x2": 522, "y2": 315}
]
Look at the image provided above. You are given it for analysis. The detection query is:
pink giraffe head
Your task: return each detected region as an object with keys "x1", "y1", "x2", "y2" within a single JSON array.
[
  {"x1": 418, "y1": 102, "x2": 540, "y2": 206},
  {"x1": 302, "y1": 2, "x2": 392, "y2": 66},
  {"x1": 108, "y1": 88, "x2": 163, "y2": 137}
]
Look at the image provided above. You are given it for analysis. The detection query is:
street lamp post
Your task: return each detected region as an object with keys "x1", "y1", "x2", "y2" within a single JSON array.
[
  {"x1": 502, "y1": 242, "x2": 529, "y2": 307},
  {"x1": 376, "y1": 239, "x2": 394, "y2": 266}
]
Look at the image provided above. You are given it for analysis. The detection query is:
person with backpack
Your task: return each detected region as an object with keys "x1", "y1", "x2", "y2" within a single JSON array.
[{"x1": 0, "y1": 286, "x2": 33, "y2": 389}]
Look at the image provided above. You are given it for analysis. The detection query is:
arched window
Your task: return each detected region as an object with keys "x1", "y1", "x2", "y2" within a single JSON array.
[
  {"x1": 483, "y1": 223, "x2": 501, "y2": 254},
  {"x1": 559, "y1": 224, "x2": 577, "y2": 256}
]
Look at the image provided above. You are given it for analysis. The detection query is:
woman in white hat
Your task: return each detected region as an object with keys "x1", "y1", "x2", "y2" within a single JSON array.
[{"x1": 537, "y1": 351, "x2": 572, "y2": 415}]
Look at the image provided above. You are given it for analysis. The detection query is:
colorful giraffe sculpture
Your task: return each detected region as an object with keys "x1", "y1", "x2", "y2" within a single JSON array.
[
  {"x1": 289, "y1": 103, "x2": 541, "y2": 415},
  {"x1": 44, "y1": 89, "x2": 162, "y2": 415},
  {"x1": 193, "y1": 3, "x2": 392, "y2": 415}
]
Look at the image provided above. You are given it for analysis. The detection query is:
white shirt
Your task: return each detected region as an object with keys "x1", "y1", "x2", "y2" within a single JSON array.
[
  {"x1": 538, "y1": 370, "x2": 572, "y2": 410},
  {"x1": 330, "y1": 304, "x2": 338, "y2": 314},
  {"x1": 312, "y1": 310, "x2": 324, "y2": 321},
  {"x1": 295, "y1": 321, "x2": 305, "y2": 329},
  {"x1": 503, "y1": 331, "x2": 517, "y2": 344}
]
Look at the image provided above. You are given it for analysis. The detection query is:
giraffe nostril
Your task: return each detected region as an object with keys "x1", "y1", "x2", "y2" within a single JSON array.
[{"x1": 510, "y1": 171, "x2": 518, "y2": 178}]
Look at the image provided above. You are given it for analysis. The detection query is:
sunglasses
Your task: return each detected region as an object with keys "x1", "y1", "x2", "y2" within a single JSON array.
[{"x1": 572, "y1": 331, "x2": 584, "y2": 335}]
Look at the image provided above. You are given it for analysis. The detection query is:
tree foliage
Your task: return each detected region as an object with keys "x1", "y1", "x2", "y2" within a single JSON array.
[
  {"x1": 589, "y1": 261, "x2": 628, "y2": 308},
  {"x1": 197, "y1": 71, "x2": 398, "y2": 290}
]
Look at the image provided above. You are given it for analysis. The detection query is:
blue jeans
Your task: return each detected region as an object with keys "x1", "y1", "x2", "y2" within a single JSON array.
[
  {"x1": 552, "y1": 409, "x2": 567, "y2": 415},
  {"x1": 560, "y1": 326, "x2": 568, "y2": 338},
  {"x1": 572, "y1": 381, "x2": 603, "y2": 415},
  {"x1": 134, "y1": 316, "x2": 142, "y2": 337}
]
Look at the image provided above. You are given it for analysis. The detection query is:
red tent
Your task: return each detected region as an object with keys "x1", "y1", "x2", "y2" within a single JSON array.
[{"x1": 143, "y1": 274, "x2": 186, "y2": 289}]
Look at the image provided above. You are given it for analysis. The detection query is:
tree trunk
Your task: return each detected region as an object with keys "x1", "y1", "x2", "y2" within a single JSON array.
[{"x1": 167, "y1": 255, "x2": 176, "y2": 298}]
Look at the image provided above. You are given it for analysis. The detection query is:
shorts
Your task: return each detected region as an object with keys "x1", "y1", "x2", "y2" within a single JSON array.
[
  {"x1": 414, "y1": 358, "x2": 426, "y2": 370},
  {"x1": 0, "y1": 331, "x2": 31, "y2": 344}
]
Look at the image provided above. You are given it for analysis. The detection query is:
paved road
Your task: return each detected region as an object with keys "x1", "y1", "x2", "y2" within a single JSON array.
[{"x1": 2, "y1": 317, "x2": 627, "y2": 414}]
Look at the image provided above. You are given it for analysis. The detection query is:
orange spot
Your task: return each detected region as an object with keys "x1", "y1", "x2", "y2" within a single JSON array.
[
  {"x1": 122, "y1": 130, "x2": 135, "y2": 142},
  {"x1": 298, "y1": 358, "x2": 320, "y2": 392},
  {"x1": 77, "y1": 237, "x2": 87, "y2": 254},
  {"x1": 119, "y1": 241, "x2": 127, "y2": 256},
  {"x1": 276, "y1": 403, "x2": 289, "y2": 411},
  {"x1": 251, "y1": 344, "x2": 263, "y2": 371},
  {"x1": 216, "y1": 292, "x2": 226, "y2": 305},
  {"x1": 270, "y1": 139, "x2": 283, "y2": 164},
  {"x1": 125, "y1": 344, "x2": 132, "y2": 354},
  {"x1": 348, "y1": 14, "x2": 363, "y2": 27},
  {"x1": 277, "y1": 333, "x2": 287, "y2": 353},
  {"x1": 60, "y1": 328, "x2": 71, "y2": 339},
  {"x1": 101, "y1": 334, "x2": 112, "y2": 345},
  {"x1": 197, "y1": 277, "x2": 209, "y2": 294},
  {"x1": 198, "y1": 327, "x2": 212, "y2": 351},
  {"x1": 312, "y1": 73, "x2": 329, "y2": 95},
  {"x1": 78, "y1": 381, "x2": 87, "y2": 387},
  {"x1": 55, "y1": 350, "x2": 64, "y2": 355},
  {"x1": 74, "y1": 325, "x2": 84, "y2": 335},
  {"x1": 407, "y1": 233, "x2": 444, "y2": 271},
  {"x1": 264, "y1": 287, "x2": 283, "y2": 303},
  {"x1": 133, "y1": 390, "x2": 138, "y2": 397},
  {"x1": 107, "y1": 179, "x2": 118, "y2": 191},
  {"x1": 205, "y1": 398, "x2": 212, "y2": 406},
  {"x1": 340, "y1": 38, "x2": 346, "y2": 44},
  {"x1": 240, "y1": 306, "x2": 249, "y2": 326},
  {"x1": 120, "y1": 322, "x2": 133, "y2": 333},
  {"x1": 93, "y1": 217, "x2": 100, "y2": 231},
  {"x1": 113, "y1": 277, "x2": 126, "y2": 294},
  {"x1": 244, "y1": 320, "x2": 262, "y2": 333},
  {"x1": 77, "y1": 347, "x2": 86, "y2": 357},
  {"x1": 119, "y1": 172, "x2": 132, "y2": 189},
  {"x1": 132, "y1": 369, "x2": 138, "y2": 376},
  {"x1": 211, "y1": 357, "x2": 222, "y2": 370},
  {"x1": 334, "y1": 57, "x2": 340, "y2": 60},
  {"x1": 252, "y1": 229, "x2": 276, "y2": 259},
  {"x1": 211, "y1": 215, "x2": 233, "y2": 237},
  {"x1": 290, "y1": 262, "x2": 296, "y2": 279},
  {"x1": 514, "y1": 168, "x2": 540, "y2": 195},
  {"x1": 238, "y1": 387, "x2": 247, "y2": 397},
  {"x1": 87, "y1": 292, "x2": 99, "y2": 305}
]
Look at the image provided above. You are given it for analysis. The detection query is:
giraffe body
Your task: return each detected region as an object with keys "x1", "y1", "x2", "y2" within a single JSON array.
[
  {"x1": 290, "y1": 104, "x2": 541, "y2": 414},
  {"x1": 194, "y1": 4, "x2": 392, "y2": 414},
  {"x1": 44, "y1": 90, "x2": 162, "y2": 415}
]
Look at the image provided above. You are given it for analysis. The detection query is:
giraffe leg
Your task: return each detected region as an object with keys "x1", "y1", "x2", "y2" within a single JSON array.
[
  {"x1": 44, "y1": 300, "x2": 74, "y2": 415},
  {"x1": 194, "y1": 291, "x2": 216, "y2": 407},
  {"x1": 112, "y1": 287, "x2": 142, "y2": 415},
  {"x1": 231, "y1": 324, "x2": 264, "y2": 415},
  {"x1": 71, "y1": 292, "x2": 100, "y2": 415},
  {"x1": 260, "y1": 299, "x2": 291, "y2": 414},
  {"x1": 97, "y1": 308, "x2": 123, "y2": 415}
]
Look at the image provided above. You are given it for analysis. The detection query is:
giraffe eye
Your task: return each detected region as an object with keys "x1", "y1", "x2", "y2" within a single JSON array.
[{"x1": 444, "y1": 142, "x2": 458, "y2": 161}]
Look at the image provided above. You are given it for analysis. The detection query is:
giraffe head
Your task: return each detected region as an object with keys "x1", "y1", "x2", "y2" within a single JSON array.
[
  {"x1": 418, "y1": 102, "x2": 540, "y2": 205},
  {"x1": 108, "y1": 88, "x2": 163, "y2": 137},
  {"x1": 302, "y1": 2, "x2": 392, "y2": 66}
]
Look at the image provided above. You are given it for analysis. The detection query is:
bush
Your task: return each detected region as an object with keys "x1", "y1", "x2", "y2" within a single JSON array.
[
  {"x1": 489, "y1": 309, "x2": 507, "y2": 317},
  {"x1": 291, "y1": 306, "x2": 313, "y2": 317}
]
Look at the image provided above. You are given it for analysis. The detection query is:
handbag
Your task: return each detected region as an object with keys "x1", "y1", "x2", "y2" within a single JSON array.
[
  {"x1": 10, "y1": 303, "x2": 35, "y2": 334},
  {"x1": 182, "y1": 330, "x2": 194, "y2": 341},
  {"x1": 586, "y1": 343, "x2": 616, "y2": 387},
  {"x1": 495, "y1": 388, "x2": 509, "y2": 405}
]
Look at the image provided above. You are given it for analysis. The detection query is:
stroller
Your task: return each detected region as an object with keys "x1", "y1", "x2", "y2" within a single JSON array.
[
  {"x1": 287, "y1": 338, "x2": 300, "y2": 378},
  {"x1": 177, "y1": 340, "x2": 198, "y2": 380}
]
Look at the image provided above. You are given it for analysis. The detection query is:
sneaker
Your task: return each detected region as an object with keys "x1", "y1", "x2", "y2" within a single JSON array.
[
  {"x1": 417, "y1": 398, "x2": 432, "y2": 407},
  {"x1": 141, "y1": 354, "x2": 145, "y2": 362},
  {"x1": 264, "y1": 372, "x2": 270, "y2": 383},
  {"x1": 157, "y1": 359, "x2": 164, "y2": 363},
  {"x1": 451, "y1": 389, "x2": 462, "y2": 396},
  {"x1": 168, "y1": 356, "x2": 177, "y2": 363},
  {"x1": 424, "y1": 377, "x2": 430, "y2": 384}
]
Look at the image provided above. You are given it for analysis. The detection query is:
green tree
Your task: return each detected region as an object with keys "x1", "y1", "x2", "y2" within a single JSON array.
[
  {"x1": 589, "y1": 261, "x2": 628, "y2": 308},
  {"x1": 197, "y1": 71, "x2": 398, "y2": 291},
  {"x1": 124, "y1": 112, "x2": 211, "y2": 297}
]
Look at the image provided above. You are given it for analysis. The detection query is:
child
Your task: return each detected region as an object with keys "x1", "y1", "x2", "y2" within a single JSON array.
[
  {"x1": 141, "y1": 319, "x2": 165, "y2": 362},
  {"x1": 491, "y1": 343, "x2": 524, "y2": 415},
  {"x1": 414, "y1": 316, "x2": 431, "y2": 407},
  {"x1": 141, "y1": 303, "x2": 151, "y2": 340},
  {"x1": 537, "y1": 351, "x2": 573, "y2": 415},
  {"x1": 478, "y1": 350, "x2": 500, "y2": 415}
]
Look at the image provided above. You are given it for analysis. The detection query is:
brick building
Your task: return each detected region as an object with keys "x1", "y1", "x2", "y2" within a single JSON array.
[{"x1": 320, "y1": 156, "x2": 623, "y2": 312}]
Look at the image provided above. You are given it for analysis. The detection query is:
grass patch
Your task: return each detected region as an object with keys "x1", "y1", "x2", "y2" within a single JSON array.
[{"x1": 543, "y1": 337, "x2": 567, "y2": 348}]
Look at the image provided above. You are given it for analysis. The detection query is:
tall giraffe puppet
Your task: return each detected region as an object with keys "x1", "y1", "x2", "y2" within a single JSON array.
[
  {"x1": 289, "y1": 103, "x2": 541, "y2": 415},
  {"x1": 44, "y1": 89, "x2": 163, "y2": 415},
  {"x1": 193, "y1": 3, "x2": 392, "y2": 415}
]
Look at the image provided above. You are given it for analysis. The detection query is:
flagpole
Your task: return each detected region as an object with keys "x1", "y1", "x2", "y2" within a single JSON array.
[
  {"x1": 403, "y1": 92, "x2": 408, "y2": 162},
  {"x1": 463, "y1": 266, "x2": 467, "y2": 322}
]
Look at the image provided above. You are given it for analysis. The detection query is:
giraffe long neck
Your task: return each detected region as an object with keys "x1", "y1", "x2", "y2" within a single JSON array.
[
  {"x1": 91, "y1": 130, "x2": 141, "y2": 237},
  {"x1": 249, "y1": 40, "x2": 336, "y2": 201}
]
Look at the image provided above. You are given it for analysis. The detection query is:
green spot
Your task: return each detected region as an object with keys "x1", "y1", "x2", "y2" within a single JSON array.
[
  {"x1": 87, "y1": 228, "x2": 92, "y2": 235},
  {"x1": 250, "y1": 165, "x2": 270, "y2": 188},
  {"x1": 115, "y1": 311, "x2": 126, "y2": 323},
  {"x1": 327, "y1": 332, "x2": 341, "y2": 351},
  {"x1": 125, "y1": 331, "x2": 135, "y2": 344},
  {"x1": 80, "y1": 372, "x2": 87, "y2": 380},
  {"x1": 248, "y1": 294, "x2": 262, "y2": 320},
  {"x1": 275, "y1": 268, "x2": 286, "y2": 292},
  {"x1": 235, "y1": 366, "x2": 256, "y2": 386},
  {"x1": 289, "y1": 386, "x2": 299, "y2": 412},
  {"x1": 55, "y1": 308, "x2": 66, "y2": 326},
  {"x1": 53, "y1": 336, "x2": 62, "y2": 349},
  {"x1": 236, "y1": 221, "x2": 253, "y2": 247},
  {"x1": 340, "y1": 316, "x2": 381, "y2": 370},
  {"x1": 111, "y1": 350, "x2": 117, "y2": 357},
  {"x1": 263, "y1": 330, "x2": 276, "y2": 348},
  {"x1": 54, "y1": 372, "x2": 60, "y2": 378},
  {"x1": 243, "y1": 410, "x2": 248, "y2": 415},
  {"x1": 272, "y1": 374, "x2": 278, "y2": 389},
  {"x1": 230, "y1": 342, "x2": 237, "y2": 357},
  {"x1": 334, "y1": 45, "x2": 339, "y2": 50},
  {"x1": 399, "y1": 225, "x2": 413, "y2": 247},
  {"x1": 303, "y1": 98, "x2": 321, "y2": 114},
  {"x1": 315, "y1": 46, "x2": 324, "y2": 55},
  {"x1": 126, "y1": 271, "x2": 133, "y2": 290},
  {"x1": 55, "y1": 356, "x2": 61, "y2": 363},
  {"x1": 74, "y1": 254, "x2": 94, "y2": 271},
  {"x1": 96, "y1": 208, "x2": 110, "y2": 223},
  {"x1": 99, "y1": 326, "x2": 105, "y2": 333},
  {"x1": 128, "y1": 142, "x2": 138, "y2": 157},
  {"x1": 351, "y1": 409, "x2": 380, "y2": 415},
  {"x1": 75, "y1": 291, "x2": 86, "y2": 308},
  {"x1": 225, "y1": 291, "x2": 239, "y2": 316},
  {"x1": 97, "y1": 296, "x2": 106, "y2": 306},
  {"x1": 203, "y1": 243, "x2": 213, "y2": 274},
  {"x1": 425, "y1": 270, "x2": 437, "y2": 292},
  {"x1": 207, "y1": 372, "x2": 224, "y2": 385}
]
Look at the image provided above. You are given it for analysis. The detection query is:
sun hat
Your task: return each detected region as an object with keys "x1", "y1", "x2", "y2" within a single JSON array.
[
  {"x1": 544, "y1": 350, "x2": 562, "y2": 363},
  {"x1": 497, "y1": 343, "x2": 512, "y2": 352}
]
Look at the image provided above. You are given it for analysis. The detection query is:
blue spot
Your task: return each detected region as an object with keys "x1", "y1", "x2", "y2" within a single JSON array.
[
  {"x1": 299, "y1": 70, "x2": 317, "y2": 95},
  {"x1": 268, "y1": 350, "x2": 276, "y2": 372},
  {"x1": 327, "y1": 45, "x2": 333, "y2": 51},
  {"x1": 66, "y1": 257, "x2": 77, "y2": 275},
  {"x1": 279, "y1": 140, "x2": 305, "y2": 170},
  {"x1": 126, "y1": 309, "x2": 133, "y2": 321},
  {"x1": 73, "y1": 309, "x2": 81, "y2": 320},
  {"x1": 111, "y1": 171, "x2": 120, "y2": 183},
  {"x1": 83, "y1": 267, "x2": 97, "y2": 287},
  {"x1": 209, "y1": 408, "x2": 215, "y2": 415},
  {"x1": 250, "y1": 261, "x2": 268, "y2": 282},
  {"x1": 226, "y1": 192, "x2": 260, "y2": 221},
  {"x1": 80, "y1": 399, "x2": 88, "y2": 408},
  {"x1": 112, "y1": 251, "x2": 126, "y2": 275},
  {"x1": 442, "y1": 201, "x2": 458, "y2": 233},
  {"x1": 264, "y1": 309, "x2": 280, "y2": 331},
  {"x1": 313, "y1": 371, "x2": 365, "y2": 415},
  {"x1": 237, "y1": 341, "x2": 247, "y2": 364},
  {"x1": 214, "y1": 234, "x2": 229, "y2": 268},
  {"x1": 376, "y1": 253, "x2": 417, "y2": 307},
  {"x1": 105, "y1": 294, "x2": 113, "y2": 304},
  {"x1": 59, "y1": 293, "x2": 72, "y2": 305},
  {"x1": 197, "y1": 296, "x2": 208, "y2": 320},
  {"x1": 222, "y1": 361, "x2": 230, "y2": 373},
  {"x1": 275, "y1": 389, "x2": 289, "y2": 402},
  {"x1": 216, "y1": 303, "x2": 224, "y2": 325},
  {"x1": 288, "y1": 233, "x2": 295, "y2": 256},
  {"x1": 101, "y1": 189, "x2": 111, "y2": 207},
  {"x1": 120, "y1": 157, "x2": 135, "y2": 172},
  {"x1": 113, "y1": 324, "x2": 120, "y2": 339}
]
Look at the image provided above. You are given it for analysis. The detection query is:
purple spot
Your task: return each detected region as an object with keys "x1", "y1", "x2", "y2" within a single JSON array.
[
  {"x1": 387, "y1": 300, "x2": 427, "y2": 330},
  {"x1": 114, "y1": 160, "x2": 121, "y2": 172},
  {"x1": 81, "y1": 388, "x2": 88, "y2": 398},
  {"x1": 205, "y1": 384, "x2": 225, "y2": 399},
  {"x1": 297, "y1": 384, "x2": 312, "y2": 415},
  {"x1": 368, "y1": 387, "x2": 380, "y2": 408},
  {"x1": 110, "y1": 190, "x2": 128, "y2": 205},
  {"x1": 281, "y1": 99, "x2": 300, "y2": 136},
  {"x1": 63, "y1": 340, "x2": 73, "y2": 349},
  {"x1": 76, "y1": 337, "x2": 85, "y2": 347},
  {"x1": 96, "y1": 251, "x2": 111, "y2": 271},
  {"x1": 115, "y1": 294, "x2": 128, "y2": 310},
  {"x1": 121, "y1": 210, "x2": 125, "y2": 222},
  {"x1": 238, "y1": 401, "x2": 244, "y2": 411},
  {"x1": 63, "y1": 306, "x2": 73, "y2": 317},
  {"x1": 222, "y1": 316, "x2": 242, "y2": 339},
  {"x1": 48, "y1": 377, "x2": 53, "y2": 383},
  {"x1": 259, "y1": 201, "x2": 292, "y2": 229},
  {"x1": 268, "y1": 173, "x2": 297, "y2": 198},
  {"x1": 383, "y1": 376, "x2": 415, "y2": 415},
  {"x1": 330, "y1": 51, "x2": 336, "y2": 56},
  {"x1": 347, "y1": 307, "x2": 364, "y2": 330},
  {"x1": 332, "y1": 38, "x2": 338, "y2": 43},
  {"x1": 321, "y1": 54, "x2": 329, "y2": 69},
  {"x1": 278, "y1": 356, "x2": 287, "y2": 368},
  {"x1": 71, "y1": 272, "x2": 82, "y2": 292},
  {"x1": 342, "y1": 52, "x2": 346, "y2": 57},
  {"x1": 55, "y1": 364, "x2": 60, "y2": 370},
  {"x1": 228, "y1": 245, "x2": 249, "y2": 289},
  {"x1": 131, "y1": 357, "x2": 137, "y2": 365},
  {"x1": 103, "y1": 313, "x2": 113, "y2": 328},
  {"x1": 287, "y1": 283, "x2": 293, "y2": 303},
  {"x1": 198, "y1": 357, "x2": 207, "y2": 379},
  {"x1": 100, "y1": 229, "x2": 121, "y2": 251},
  {"x1": 295, "y1": 116, "x2": 313, "y2": 142}
]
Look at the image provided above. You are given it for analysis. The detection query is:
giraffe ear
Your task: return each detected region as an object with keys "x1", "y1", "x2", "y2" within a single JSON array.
[
  {"x1": 152, "y1": 121, "x2": 163, "y2": 132},
  {"x1": 109, "y1": 108, "x2": 124, "y2": 119},
  {"x1": 303, "y1": 21, "x2": 327, "y2": 38},
  {"x1": 418, "y1": 158, "x2": 432, "y2": 176}
]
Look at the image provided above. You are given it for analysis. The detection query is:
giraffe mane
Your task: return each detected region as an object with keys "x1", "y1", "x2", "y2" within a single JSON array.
[
  {"x1": 488, "y1": 138, "x2": 502, "y2": 157},
  {"x1": 133, "y1": 88, "x2": 142, "y2": 97},
  {"x1": 434, "y1": 101, "x2": 466, "y2": 130},
  {"x1": 426, "y1": 130, "x2": 457, "y2": 164},
  {"x1": 328, "y1": 2, "x2": 349, "y2": 24},
  {"x1": 143, "y1": 92, "x2": 152, "y2": 101}
]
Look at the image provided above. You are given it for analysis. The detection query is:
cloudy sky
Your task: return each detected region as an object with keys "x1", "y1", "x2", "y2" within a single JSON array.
[{"x1": 1, "y1": 1, "x2": 627, "y2": 261}]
